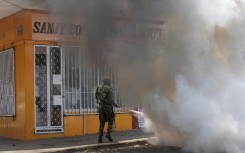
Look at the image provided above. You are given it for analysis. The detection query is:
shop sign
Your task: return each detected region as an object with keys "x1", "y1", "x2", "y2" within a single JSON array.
[
  {"x1": 32, "y1": 13, "x2": 164, "y2": 42},
  {"x1": 32, "y1": 13, "x2": 83, "y2": 41},
  {"x1": 33, "y1": 22, "x2": 84, "y2": 36}
]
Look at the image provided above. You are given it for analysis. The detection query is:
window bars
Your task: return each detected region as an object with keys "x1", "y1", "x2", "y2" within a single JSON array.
[
  {"x1": 63, "y1": 46, "x2": 124, "y2": 115},
  {"x1": 0, "y1": 48, "x2": 15, "y2": 116},
  {"x1": 34, "y1": 46, "x2": 63, "y2": 133}
]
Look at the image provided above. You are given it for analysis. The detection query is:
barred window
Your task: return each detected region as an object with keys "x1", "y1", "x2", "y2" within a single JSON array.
[
  {"x1": 0, "y1": 48, "x2": 15, "y2": 116},
  {"x1": 63, "y1": 46, "x2": 123, "y2": 114}
]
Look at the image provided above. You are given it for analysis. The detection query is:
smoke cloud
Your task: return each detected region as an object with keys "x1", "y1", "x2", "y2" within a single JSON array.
[{"x1": 46, "y1": 0, "x2": 245, "y2": 152}]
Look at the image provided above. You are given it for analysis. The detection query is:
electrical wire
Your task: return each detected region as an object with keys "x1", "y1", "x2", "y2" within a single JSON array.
[{"x1": 3, "y1": 0, "x2": 24, "y2": 9}]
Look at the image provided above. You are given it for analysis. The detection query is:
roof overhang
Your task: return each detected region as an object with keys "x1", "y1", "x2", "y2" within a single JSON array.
[{"x1": 0, "y1": 0, "x2": 46, "y2": 20}]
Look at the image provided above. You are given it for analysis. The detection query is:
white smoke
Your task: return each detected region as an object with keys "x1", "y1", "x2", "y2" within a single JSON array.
[
  {"x1": 47, "y1": 0, "x2": 245, "y2": 152},
  {"x1": 122, "y1": 0, "x2": 245, "y2": 153},
  {"x1": 108, "y1": 0, "x2": 245, "y2": 153}
]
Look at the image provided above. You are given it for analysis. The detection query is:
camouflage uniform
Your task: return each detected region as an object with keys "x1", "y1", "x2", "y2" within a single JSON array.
[{"x1": 95, "y1": 78, "x2": 117, "y2": 143}]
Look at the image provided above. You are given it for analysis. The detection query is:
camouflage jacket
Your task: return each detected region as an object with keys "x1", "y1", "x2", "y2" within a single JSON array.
[{"x1": 95, "y1": 85, "x2": 114, "y2": 107}]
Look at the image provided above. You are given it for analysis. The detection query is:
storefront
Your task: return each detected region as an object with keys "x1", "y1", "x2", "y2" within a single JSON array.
[{"x1": 0, "y1": 10, "x2": 134, "y2": 140}]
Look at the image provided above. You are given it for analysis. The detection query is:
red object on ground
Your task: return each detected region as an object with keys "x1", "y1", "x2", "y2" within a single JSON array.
[{"x1": 132, "y1": 107, "x2": 139, "y2": 129}]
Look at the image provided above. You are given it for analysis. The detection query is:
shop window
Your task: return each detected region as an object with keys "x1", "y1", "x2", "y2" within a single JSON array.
[
  {"x1": 63, "y1": 46, "x2": 123, "y2": 114},
  {"x1": 0, "y1": 49, "x2": 15, "y2": 116}
]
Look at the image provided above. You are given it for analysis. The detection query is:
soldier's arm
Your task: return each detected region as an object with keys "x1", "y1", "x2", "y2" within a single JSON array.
[
  {"x1": 95, "y1": 86, "x2": 101, "y2": 105},
  {"x1": 112, "y1": 101, "x2": 120, "y2": 108},
  {"x1": 97, "y1": 99, "x2": 101, "y2": 105},
  {"x1": 109, "y1": 88, "x2": 120, "y2": 108}
]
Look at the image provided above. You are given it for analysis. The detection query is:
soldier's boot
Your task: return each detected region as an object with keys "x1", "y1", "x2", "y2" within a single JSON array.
[
  {"x1": 106, "y1": 133, "x2": 113, "y2": 142},
  {"x1": 98, "y1": 134, "x2": 103, "y2": 143}
]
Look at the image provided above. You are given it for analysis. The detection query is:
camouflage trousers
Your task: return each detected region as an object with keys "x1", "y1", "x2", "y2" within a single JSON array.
[{"x1": 98, "y1": 106, "x2": 115, "y2": 136}]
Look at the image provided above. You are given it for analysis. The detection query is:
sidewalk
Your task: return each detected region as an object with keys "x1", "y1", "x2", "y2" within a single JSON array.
[{"x1": 0, "y1": 130, "x2": 155, "y2": 153}]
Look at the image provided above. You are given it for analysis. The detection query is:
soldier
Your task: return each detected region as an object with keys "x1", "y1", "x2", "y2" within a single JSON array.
[{"x1": 95, "y1": 77, "x2": 120, "y2": 143}]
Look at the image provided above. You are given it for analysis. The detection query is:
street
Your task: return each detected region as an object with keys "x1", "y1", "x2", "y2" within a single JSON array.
[
  {"x1": 84, "y1": 145, "x2": 182, "y2": 153},
  {"x1": 59, "y1": 141, "x2": 184, "y2": 153}
]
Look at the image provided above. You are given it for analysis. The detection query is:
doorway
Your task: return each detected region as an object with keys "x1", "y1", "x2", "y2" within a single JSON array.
[{"x1": 34, "y1": 45, "x2": 63, "y2": 134}]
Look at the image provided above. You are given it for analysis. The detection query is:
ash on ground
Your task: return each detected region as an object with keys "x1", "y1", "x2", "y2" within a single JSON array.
[{"x1": 78, "y1": 142, "x2": 184, "y2": 153}]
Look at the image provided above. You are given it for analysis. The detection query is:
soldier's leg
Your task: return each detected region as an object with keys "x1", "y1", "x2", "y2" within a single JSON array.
[
  {"x1": 98, "y1": 112, "x2": 105, "y2": 143},
  {"x1": 99, "y1": 120, "x2": 105, "y2": 136},
  {"x1": 106, "y1": 111, "x2": 114, "y2": 142},
  {"x1": 107, "y1": 117, "x2": 113, "y2": 134}
]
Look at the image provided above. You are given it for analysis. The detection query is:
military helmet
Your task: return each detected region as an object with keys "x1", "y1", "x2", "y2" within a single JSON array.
[{"x1": 103, "y1": 77, "x2": 111, "y2": 85}]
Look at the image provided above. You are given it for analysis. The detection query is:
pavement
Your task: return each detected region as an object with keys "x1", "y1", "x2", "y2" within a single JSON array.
[{"x1": 0, "y1": 129, "x2": 155, "y2": 153}]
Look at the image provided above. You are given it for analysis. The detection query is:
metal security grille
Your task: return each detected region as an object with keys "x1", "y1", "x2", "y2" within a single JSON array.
[
  {"x1": 34, "y1": 46, "x2": 63, "y2": 134},
  {"x1": 35, "y1": 46, "x2": 48, "y2": 127},
  {"x1": 63, "y1": 46, "x2": 124, "y2": 115},
  {"x1": 0, "y1": 48, "x2": 15, "y2": 116},
  {"x1": 50, "y1": 47, "x2": 62, "y2": 126}
]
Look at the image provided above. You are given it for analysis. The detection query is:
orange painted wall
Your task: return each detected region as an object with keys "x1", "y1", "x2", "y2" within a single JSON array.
[
  {"x1": 0, "y1": 10, "x2": 134, "y2": 140},
  {"x1": 85, "y1": 114, "x2": 132, "y2": 134},
  {"x1": 14, "y1": 11, "x2": 32, "y2": 42},
  {"x1": 25, "y1": 115, "x2": 85, "y2": 140},
  {"x1": 0, "y1": 10, "x2": 32, "y2": 50},
  {"x1": 25, "y1": 113, "x2": 132, "y2": 140},
  {"x1": 0, "y1": 9, "x2": 33, "y2": 139},
  {"x1": 24, "y1": 44, "x2": 35, "y2": 139},
  {"x1": 0, "y1": 15, "x2": 14, "y2": 49},
  {"x1": 115, "y1": 114, "x2": 133, "y2": 130},
  {"x1": 64, "y1": 116, "x2": 84, "y2": 136},
  {"x1": 0, "y1": 44, "x2": 26, "y2": 140}
]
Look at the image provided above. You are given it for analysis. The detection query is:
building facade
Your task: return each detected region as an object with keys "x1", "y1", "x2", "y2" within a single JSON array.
[{"x1": 0, "y1": 10, "x2": 135, "y2": 140}]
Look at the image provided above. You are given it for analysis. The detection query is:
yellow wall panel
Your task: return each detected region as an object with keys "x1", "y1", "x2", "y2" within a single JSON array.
[
  {"x1": 85, "y1": 114, "x2": 132, "y2": 135},
  {"x1": 24, "y1": 44, "x2": 35, "y2": 140},
  {"x1": 0, "y1": 10, "x2": 32, "y2": 49},
  {"x1": 64, "y1": 116, "x2": 84, "y2": 136},
  {"x1": 14, "y1": 45, "x2": 27, "y2": 139},
  {"x1": 14, "y1": 11, "x2": 32, "y2": 42},
  {"x1": 0, "y1": 44, "x2": 26, "y2": 140},
  {"x1": 114, "y1": 114, "x2": 132, "y2": 131},
  {"x1": 85, "y1": 115, "x2": 100, "y2": 134},
  {"x1": 0, "y1": 15, "x2": 14, "y2": 48},
  {"x1": 26, "y1": 115, "x2": 84, "y2": 140},
  {"x1": 0, "y1": 10, "x2": 134, "y2": 140}
]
